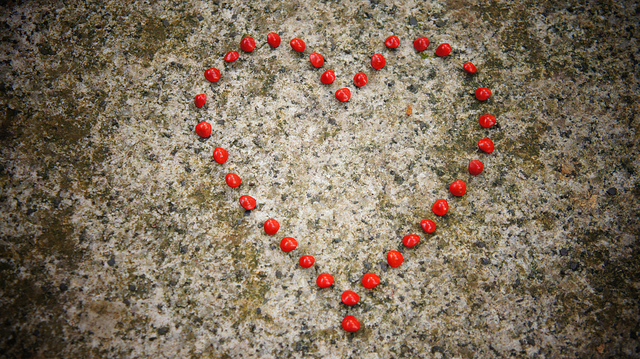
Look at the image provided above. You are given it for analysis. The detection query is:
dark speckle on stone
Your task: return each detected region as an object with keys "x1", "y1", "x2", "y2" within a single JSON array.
[
  {"x1": 107, "y1": 257, "x2": 115, "y2": 266},
  {"x1": 559, "y1": 248, "x2": 568, "y2": 256},
  {"x1": 59, "y1": 283, "x2": 68, "y2": 292},
  {"x1": 197, "y1": 15, "x2": 204, "y2": 21},
  {"x1": 474, "y1": 241, "x2": 486, "y2": 248},
  {"x1": 569, "y1": 261, "x2": 579, "y2": 271},
  {"x1": 435, "y1": 20, "x2": 445, "y2": 27},
  {"x1": 128, "y1": 284, "x2": 136, "y2": 291},
  {"x1": 276, "y1": 270, "x2": 283, "y2": 279},
  {"x1": 333, "y1": 238, "x2": 341, "y2": 243},
  {"x1": 328, "y1": 118, "x2": 336, "y2": 125},
  {"x1": 407, "y1": 84, "x2": 419, "y2": 93},
  {"x1": 409, "y1": 16, "x2": 417, "y2": 25},
  {"x1": 180, "y1": 246, "x2": 188, "y2": 254},
  {"x1": 256, "y1": 308, "x2": 261, "y2": 314},
  {"x1": 157, "y1": 326, "x2": 169, "y2": 335},
  {"x1": 606, "y1": 187, "x2": 617, "y2": 195},
  {"x1": 161, "y1": 19, "x2": 169, "y2": 27},
  {"x1": 481, "y1": 258, "x2": 490, "y2": 265}
]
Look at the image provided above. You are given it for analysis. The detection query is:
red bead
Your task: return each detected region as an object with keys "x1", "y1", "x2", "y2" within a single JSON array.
[
  {"x1": 384, "y1": 35, "x2": 399, "y2": 49},
  {"x1": 290, "y1": 38, "x2": 305, "y2": 52},
  {"x1": 239, "y1": 195, "x2": 256, "y2": 210},
  {"x1": 463, "y1": 62, "x2": 477, "y2": 74},
  {"x1": 371, "y1": 53, "x2": 386, "y2": 69},
  {"x1": 387, "y1": 251, "x2": 403, "y2": 268},
  {"x1": 435, "y1": 43, "x2": 451, "y2": 57},
  {"x1": 335, "y1": 88, "x2": 351, "y2": 102},
  {"x1": 402, "y1": 234, "x2": 420, "y2": 247},
  {"x1": 450, "y1": 180, "x2": 467, "y2": 197},
  {"x1": 468, "y1": 160, "x2": 484, "y2": 175},
  {"x1": 362, "y1": 273, "x2": 380, "y2": 289},
  {"x1": 267, "y1": 32, "x2": 281, "y2": 48},
  {"x1": 225, "y1": 173, "x2": 241, "y2": 188},
  {"x1": 280, "y1": 237, "x2": 297, "y2": 252},
  {"x1": 264, "y1": 219, "x2": 280, "y2": 235},
  {"x1": 420, "y1": 219, "x2": 436, "y2": 233},
  {"x1": 475, "y1": 87, "x2": 491, "y2": 101},
  {"x1": 299, "y1": 255, "x2": 315, "y2": 268},
  {"x1": 321, "y1": 70, "x2": 335, "y2": 84},
  {"x1": 240, "y1": 36, "x2": 255, "y2": 52},
  {"x1": 413, "y1": 36, "x2": 429, "y2": 51},
  {"x1": 341, "y1": 290, "x2": 360, "y2": 305},
  {"x1": 195, "y1": 122, "x2": 211, "y2": 138},
  {"x1": 309, "y1": 52, "x2": 324, "y2": 68},
  {"x1": 204, "y1": 68, "x2": 221, "y2": 83},
  {"x1": 478, "y1": 138, "x2": 495, "y2": 153},
  {"x1": 213, "y1": 147, "x2": 228, "y2": 164},
  {"x1": 479, "y1": 114, "x2": 496, "y2": 128},
  {"x1": 432, "y1": 199, "x2": 449, "y2": 216},
  {"x1": 353, "y1": 72, "x2": 367, "y2": 87},
  {"x1": 316, "y1": 273, "x2": 334, "y2": 288},
  {"x1": 194, "y1": 94, "x2": 207, "y2": 108},
  {"x1": 342, "y1": 315, "x2": 361, "y2": 332},
  {"x1": 224, "y1": 51, "x2": 239, "y2": 62}
]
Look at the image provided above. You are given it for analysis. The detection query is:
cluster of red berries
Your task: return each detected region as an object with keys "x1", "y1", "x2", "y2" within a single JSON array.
[{"x1": 191, "y1": 32, "x2": 497, "y2": 333}]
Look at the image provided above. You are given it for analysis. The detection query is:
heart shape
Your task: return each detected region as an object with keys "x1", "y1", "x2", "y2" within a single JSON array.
[{"x1": 192, "y1": 33, "x2": 495, "y2": 333}]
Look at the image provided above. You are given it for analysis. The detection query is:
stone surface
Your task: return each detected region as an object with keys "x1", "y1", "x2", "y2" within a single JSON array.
[{"x1": 0, "y1": 0, "x2": 639, "y2": 358}]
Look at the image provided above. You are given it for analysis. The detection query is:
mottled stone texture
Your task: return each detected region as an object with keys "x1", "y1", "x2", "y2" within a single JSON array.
[{"x1": 0, "y1": 0, "x2": 638, "y2": 357}]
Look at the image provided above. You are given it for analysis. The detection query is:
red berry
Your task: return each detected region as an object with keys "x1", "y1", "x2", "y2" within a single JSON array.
[
  {"x1": 316, "y1": 273, "x2": 334, "y2": 288},
  {"x1": 342, "y1": 315, "x2": 361, "y2": 332},
  {"x1": 478, "y1": 138, "x2": 495, "y2": 153},
  {"x1": 371, "y1": 53, "x2": 386, "y2": 70},
  {"x1": 468, "y1": 160, "x2": 484, "y2": 175},
  {"x1": 225, "y1": 173, "x2": 241, "y2": 188},
  {"x1": 479, "y1": 114, "x2": 496, "y2": 128},
  {"x1": 213, "y1": 147, "x2": 228, "y2": 164},
  {"x1": 475, "y1": 87, "x2": 491, "y2": 101},
  {"x1": 290, "y1": 38, "x2": 305, "y2": 52},
  {"x1": 335, "y1": 88, "x2": 351, "y2": 102},
  {"x1": 362, "y1": 273, "x2": 380, "y2": 289},
  {"x1": 463, "y1": 62, "x2": 477, "y2": 74},
  {"x1": 413, "y1": 36, "x2": 429, "y2": 51},
  {"x1": 435, "y1": 43, "x2": 451, "y2": 57},
  {"x1": 450, "y1": 180, "x2": 467, "y2": 197},
  {"x1": 341, "y1": 290, "x2": 360, "y2": 305},
  {"x1": 432, "y1": 199, "x2": 449, "y2": 216},
  {"x1": 204, "y1": 68, "x2": 221, "y2": 83},
  {"x1": 353, "y1": 72, "x2": 367, "y2": 87},
  {"x1": 420, "y1": 219, "x2": 436, "y2": 233},
  {"x1": 194, "y1": 94, "x2": 207, "y2": 108},
  {"x1": 195, "y1": 122, "x2": 211, "y2": 138},
  {"x1": 387, "y1": 250, "x2": 403, "y2": 268},
  {"x1": 239, "y1": 195, "x2": 256, "y2": 210},
  {"x1": 267, "y1": 32, "x2": 281, "y2": 48},
  {"x1": 280, "y1": 237, "x2": 298, "y2": 252},
  {"x1": 309, "y1": 52, "x2": 324, "y2": 68},
  {"x1": 264, "y1": 219, "x2": 280, "y2": 235},
  {"x1": 299, "y1": 255, "x2": 315, "y2": 268},
  {"x1": 402, "y1": 234, "x2": 420, "y2": 247},
  {"x1": 240, "y1": 36, "x2": 255, "y2": 52},
  {"x1": 321, "y1": 70, "x2": 335, "y2": 84},
  {"x1": 384, "y1": 35, "x2": 399, "y2": 49},
  {"x1": 224, "y1": 51, "x2": 239, "y2": 62}
]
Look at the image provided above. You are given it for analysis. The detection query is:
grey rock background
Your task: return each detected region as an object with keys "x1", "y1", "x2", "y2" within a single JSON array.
[{"x1": 1, "y1": 0, "x2": 638, "y2": 357}]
